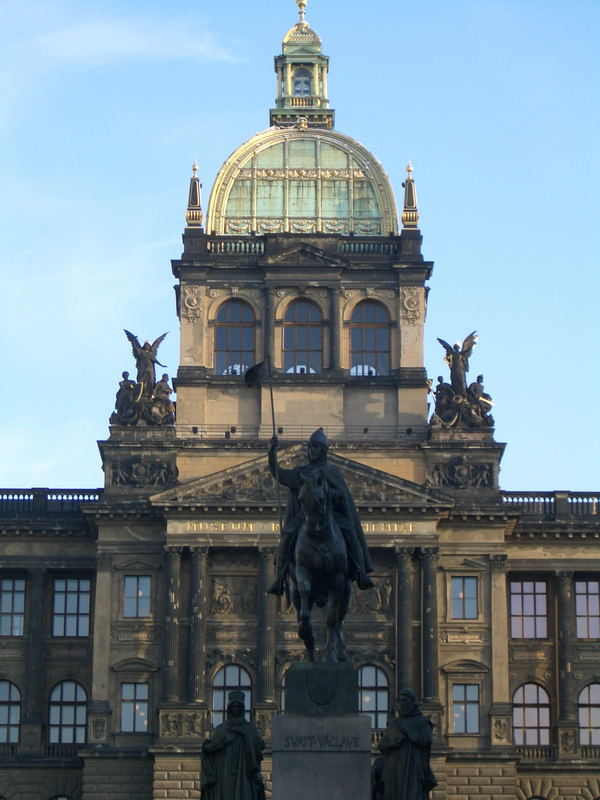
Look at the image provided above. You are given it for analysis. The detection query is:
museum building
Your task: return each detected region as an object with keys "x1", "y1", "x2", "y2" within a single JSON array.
[{"x1": 1, "y1": 4, "x2": 599, "y2": 799}]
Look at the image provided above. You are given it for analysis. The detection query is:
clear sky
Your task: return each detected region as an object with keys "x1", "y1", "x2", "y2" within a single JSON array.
[{"x1": 1, "y1": 0, "x2": 599, "y2": 491}]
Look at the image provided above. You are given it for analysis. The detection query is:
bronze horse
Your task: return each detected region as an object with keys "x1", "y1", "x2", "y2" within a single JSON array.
[{"x1": 288, "y1": 470, "x2": 352, "y2": 663}]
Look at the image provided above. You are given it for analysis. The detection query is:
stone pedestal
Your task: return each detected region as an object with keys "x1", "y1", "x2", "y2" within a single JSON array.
[
  {"x1": 272, "y1": 714, "x2": 371, "y2": 800},
  {"x1": 272, "y1": 662, "x2": 371, "y2": 800}
]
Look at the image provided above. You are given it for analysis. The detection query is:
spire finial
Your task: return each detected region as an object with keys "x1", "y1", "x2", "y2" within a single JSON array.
[
  {"x1": 296, "y1": 0, "x2": 307, "y2": 24},
  {"x1": 401, "y1": 162, "x2": 420, "y2": 229},
  {"x1": 186, "y1": 162, "x2": 203, "y2": 228}
]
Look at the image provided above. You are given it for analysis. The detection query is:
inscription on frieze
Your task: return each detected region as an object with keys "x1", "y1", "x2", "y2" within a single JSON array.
[{"x1": 281, "y1": 733, "x2": 361, "y2": 751}]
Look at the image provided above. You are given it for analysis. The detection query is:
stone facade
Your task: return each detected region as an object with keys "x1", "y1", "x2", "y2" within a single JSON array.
[{"x1": 1, "y1": 7, "x2": 599, "y2": 800}]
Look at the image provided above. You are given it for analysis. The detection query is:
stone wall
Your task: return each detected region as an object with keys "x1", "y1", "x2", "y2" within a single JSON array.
[
  {"x1": 0, "y1": 766, "x2": 82, "y2": 800},
  {"x1": 82, "y1": 756, "x2": 152, "y2": 800},
  {"x1": 152, "y1": 756, "x2": 200, "y2": 800},
  {"x1": 446, "y1": 760, "x2": 517, "y2": 798}
]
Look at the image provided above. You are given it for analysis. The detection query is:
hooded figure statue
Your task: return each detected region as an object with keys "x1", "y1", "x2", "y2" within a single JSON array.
[
  {"x1": 268, "y1": 427, "x2": 374, "y2": 596},
  {"x1": 378, "y1": 689, "x2": 438, "y2": 800},
  {"x1": 201, "y1": 691, "x2": 265, "y2": 800}
]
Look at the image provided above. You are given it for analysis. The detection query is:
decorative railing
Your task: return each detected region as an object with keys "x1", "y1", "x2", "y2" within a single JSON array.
[
  {"x1": 340, "y1": 240, "x2": 398, "y2": 255},
  {"x1": 287, "y1": 96, "x2": 321, "y2": 107},
  {"x1": 43, "y1": 743, "x2": 81, "y2": 758},
  {"x1": 0, "y1": 743, "x2": 17, "y2": 757},
  {"x1": 207, "y1": 238, "x2": 265, "y2": 255},
  {"x1": 502, "y1": 491, "x2": 600, "y2": 518},
  {"x1": 515, "y1": 745, "x2": 557, "y2": 760},
  {"x1": 0, "y1": 489, "x2": 102, "y2": 516}
]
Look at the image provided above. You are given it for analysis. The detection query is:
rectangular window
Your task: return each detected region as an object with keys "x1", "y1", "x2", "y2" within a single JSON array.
[
  {"x1": 0, "y1": 578, "x2": 25, "y2": 636},
  {"x1": 510, "y1": 580, "x2": 547, "y2": 638},
  {"x1": 451, "y1": 576, "x2": 478, "y2": 619},
  {"x1": 123, "y1": 576, "x2": 151, "y2": 618},
  {"x1": 452, "y1": 684, "x2": 479, "y2": 733},
  {"x1": 52, "y1": 578, "x2": 90, "y2": 637},
  {"x1": 121, "y1": 683, "x2": 149, "y2": 732},
  {"x1": 576, "y1": 580, "x2": 600, "y2": 638}
]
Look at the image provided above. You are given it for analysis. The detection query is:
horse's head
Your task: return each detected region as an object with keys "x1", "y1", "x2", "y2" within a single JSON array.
[{"x1": 299, "y1": 470, "x2": 328, "y2": 537}]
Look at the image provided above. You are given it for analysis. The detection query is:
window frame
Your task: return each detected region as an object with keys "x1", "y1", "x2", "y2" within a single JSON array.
[
  {"x1": 512, "y1": 683, "x2": 551, "y2": 747},
  {"x1": 123, "y1": 575, "x2": 152, "y2": 619},
  {"x1": 0, "y1": 680, "x2": 21, "y2": 743},
  {"x1": 451, "y1": 683, "x2": 480, "y2": 734},
  {"x1": 213, "y1": 298, "x2": 257, "y2": 377},
  {"x1": 211, "y1": 664, "x2": 252, "y2": 727},
  {"x1": 509, "y1": 578, "x2": 548, "y2": 639},
  {"x1": 282, "y1": 298, "x2": 324, "y2": 375},
  {"x1": 349, "y1": 300, "x2": 391, "y2": 377},
  {"x1": 51, "y1": 576, "x2": 92, "y2": 638},
  {"x1": 292, "y1": 67, "x2": 312, "y2": 97},
  {"x1": 578, "y1": 683, "x2": 600, "y2": 746},
  {"x1": 48, "y1": 680, "x2": 87, "y2": 745},
  {"x1": 575, "y1": 579, "x2": 600, "y2": 639},
  {"x1": 120, "y1": 681, "x2": 150, "y2": 734},
  {"x1": 450, "y1": 575, "x2": 479, "y2": 620},
  {"x1": 0, "y1": 577, "x2": 26, "y2": 637},
  {"x1": 358, "y1": 664, "x2": 389, "y2": 730}
]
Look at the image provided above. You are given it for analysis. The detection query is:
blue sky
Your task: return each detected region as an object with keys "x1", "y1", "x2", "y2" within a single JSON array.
[{"x1": 1, "y1": 0, "x2": 599, "y2": 490}]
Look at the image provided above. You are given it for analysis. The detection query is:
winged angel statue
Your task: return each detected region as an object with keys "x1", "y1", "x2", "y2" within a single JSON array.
[
  {"x1": 431, "y1": 331, "x2": 494, "y2": 429},
  {"x1": 110, "y1": 331, "x2": 174, "y2": 426}
]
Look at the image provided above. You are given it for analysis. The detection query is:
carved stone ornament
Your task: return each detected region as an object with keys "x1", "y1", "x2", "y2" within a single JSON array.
[
  {"x1": 181, "y1": 286, "x2": 203, "y2": 322},
  {"x1": 425, "y1": 457, "x2": 493, "y2": 489},
  {"x1": 492, "y1": 717, "x2": 510, "y2": 743},
  {"x1": 560, "y1": 729, "x2": 577, "y2": 753},
  {"x1": 224, "y1": 219, "x2": 252, "y2": 235},
  {"x1": 211, "y1": 577, "x2": 258, "y2": 616},
  {"x1": 258, "y1": 219, "x2": 284, "y2": 233},
  {"x1": 290, "y1": 218, "x2": 317, "y2": 233},
  {"x1": 111, "y1": 460, "x2": 178, "y2": 488},
  {"x1": 323, "y1": 220, "x2": 348, "y2": 234},
  {"x1": 160, "y1": 709, "x2": 204, "y2": 738},
  {"x1": 355, "y1": 221, "x2": 381, "y2": 235},
  {"x1": 89, "y1": 715, "x2": 108, "y2": 742},
  {"x1": 399, "y1": 287, "x2": 423, "y2": 326}
]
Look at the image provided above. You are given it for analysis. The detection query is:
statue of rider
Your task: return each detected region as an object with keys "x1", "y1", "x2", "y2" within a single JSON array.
[{"x1": 268, "y1": 427, "x2": 375, "y2": 596}]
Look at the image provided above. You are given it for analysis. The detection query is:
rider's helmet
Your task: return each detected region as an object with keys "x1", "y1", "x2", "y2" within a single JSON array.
[{"x1": 308, "y1": 427, "x2": 328, "y2": 449}]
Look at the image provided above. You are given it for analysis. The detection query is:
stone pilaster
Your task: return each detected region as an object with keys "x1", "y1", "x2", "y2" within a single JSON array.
[
  {"x1": 20, "y1": 567, "x2": 45, "y2": 754},
  {"x1": 420, "y1": 547, "x2": 440, "y2": 703},
  {"x1": 489, "y1": 554, "x2": 512, "y2": 748},
  {"x1": 163, "y1": 546, "x2": 183, "y2": 702},
  {"x1": 395, "y1": 547, "x2": 414, "y2": 694},
  {"x1": 88, "y1": 553, "x2": 113, "y2": 745},
  {"x1": 188, "y1": 546, "x2": 209, "y2": 704},
  {"x1": 329, "y1": 288, "x2": 341, "y2": 370},
  {"x1": 256, "y1": 547, "x2": 278, "y2": 739},
  {"x1": 556, "y1": 570, "x2": 579, "y2": 758},
  {"x1": 264, "y1": 288, "x2": 275, "y2": 362}
]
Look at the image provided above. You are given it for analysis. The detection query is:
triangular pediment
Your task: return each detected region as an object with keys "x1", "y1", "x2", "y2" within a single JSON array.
[
  {"x1": 262, "y1": 243, "x2": 348, "y2": 268},
  {"x1": 150, "y1": 445, "x2": 453, "y2": 511}
]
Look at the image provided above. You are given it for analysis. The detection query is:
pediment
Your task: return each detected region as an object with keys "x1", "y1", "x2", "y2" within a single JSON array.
[
  {"x1": 262, "y1": 243, "x2": 348, "y2": 268},
  {"x1": 150, "y1": 445, "x2": 453, "y2": 511}
]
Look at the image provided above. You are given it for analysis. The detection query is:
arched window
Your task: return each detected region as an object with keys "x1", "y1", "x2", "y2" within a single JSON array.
[
  {"x1": 51, "y1": 797, "x2": 73, "y2": 800},
  {"x1": 212, "y1": 665, "x2": 252, "y2": 726},
  {"x1": 0, "y1": 680, "x2": 21, "y2": 743},
  {"x1": 513, "y1": 684, "x2": 550, "y2": 746},
  {"x1": 358, "y1": 665, "x2": 389, "y2": 729},
  {"x1": 350, "y1": 301, "x2": 390, "y2": 376},
  {"x1": 283, "y1": 299, "x2": 323, "y2": 374},
  {"x1": 215, "y1": 300, "x2": 256, "y2": 376},
  {"x1": 579, "y1": 683, "x2": 600, "y2": 745},
  {"x1": 293, "y1": 68, "x2": 312, "y2": 97},
  {"x1": 48, "y1": 681, "x2": 87, "y2": 744}
]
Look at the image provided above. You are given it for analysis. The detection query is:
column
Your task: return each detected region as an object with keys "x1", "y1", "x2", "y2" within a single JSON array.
[
  {"x1": 395, "y1": 548, "x2": 414, "y2": 693},
  {"x1": 264, "y1": 288, "x2": 275, "y2": 362},
  {"x1": 420, "y1": 547, "x2": 440, "y2": 702},
  {"x1": 311, "y1": 64, "x2": 319, "y2": 98},
  {"x1": 24, "y1": 568, "x2": 45, "y2": 721},
  {"x1": 258, "y1": 547, "x2": 277, "y2": 703},
  {"x1": 163, "y1": 547, "x2": 183, "y2": 702},
  {"x1": 557, "y1": 571, "x2": 576, "y2": 720},
  {"x1": 489, "y1": 554, "x2": 512, "y2": 748},
  {"x1": 322, "y1": 66, "x2": 328, "y2": 100},
  {"x1": 285, "y1": 65, "x2": 292, "y2": 99},
  {"x1": 188, "y1": 547, "x2": 209, "y2": 703},
  {"x1": 329, "y1": 288, "x2": 341, "y2": 371}
]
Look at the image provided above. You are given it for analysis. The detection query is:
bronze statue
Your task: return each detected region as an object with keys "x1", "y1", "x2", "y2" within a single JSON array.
[
  {"x1": 124, "y1": 330, "x2": 168, "y2": 398},
  {"x1": 378, "y1": 689, "x2": 437, "y2": 800},
  {"x1": 268, "y1": 428, "x2": 373, "y2": 596},
  {"x1": 268, "y1": 428, "x2": 374, "y2": 662},
  {"x1": 431, "y1": 334, "x2": 494, "y2": 430},
  {"x1": 437, "y1": 331, "x2": 478, "y2": 395},
  {"x1": 200, "y1": 691, "x2": 265, "y2": 800},
  {"x1": 114, "y1": 371, "x2": 138, "y2": 423}
]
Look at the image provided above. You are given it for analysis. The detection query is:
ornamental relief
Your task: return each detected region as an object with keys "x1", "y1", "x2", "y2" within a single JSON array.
[
  {"x1": 160, "y1": 710, "x2": 205, "y2": 738},
  {"x1": 225, "y1": 219, "x2": 252, "y2": 235},
  {"x1": 399, "y1": 287, "x2": 424, "y2": 326},
  {"x1": 236, "y1": 168, "x2": 366, "y2": 180},
  {"x1": 111, "y1": 460, "x2": 177, "y2": 488},
  {"x1": 348, "y1": 576, "x2": 394, "y2": 615},
  {"x1": 211, "y1": 577, "x2": 259, "y2": 616},
  {"x1": 181, "y1": 286, "x2": 203, "y2": 322}
]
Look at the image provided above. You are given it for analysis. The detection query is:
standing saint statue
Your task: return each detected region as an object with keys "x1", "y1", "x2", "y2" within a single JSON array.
[
  {"x1": 124, "y1": 330, "x2": 168, "y2": 398},
  {"x1": 201, "y1": 691, "x2": 265, "y2": 800},
  {"x1": 436, "y1": 331, "x2": 478, "y2": 396},
  {"x1": 378, "y1": 689, "x2": 438, "y2": 800}
]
